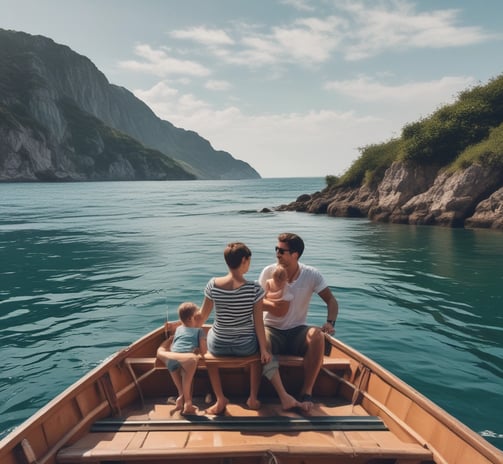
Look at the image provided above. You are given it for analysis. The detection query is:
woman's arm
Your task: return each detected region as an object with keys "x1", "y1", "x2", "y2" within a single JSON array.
[
  {"x1": 253, "y1": 298, "x2": 271, "y2": 364},
  {"x1": 198, "y1": 331, "x2": 208, "y2": 355},
  {"x1": 197, "y1": 296, "x2": 214, "y2": 326}
]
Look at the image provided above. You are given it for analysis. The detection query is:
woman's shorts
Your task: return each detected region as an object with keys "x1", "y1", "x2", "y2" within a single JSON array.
[{"x1": 207, "y1": 328, "x2": 258, "y2": 356}]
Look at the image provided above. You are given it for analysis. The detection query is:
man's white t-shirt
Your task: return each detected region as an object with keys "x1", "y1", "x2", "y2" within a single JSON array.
[{"x1": 259, "y1": 262, "x2": 328, "y2": 330}]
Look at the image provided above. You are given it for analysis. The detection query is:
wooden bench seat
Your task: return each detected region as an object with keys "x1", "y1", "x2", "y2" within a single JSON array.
[
  {"x1": 124, "y1": 354, "x2": 350, "y2": 406},
  {"x1": 125, "y1": 354, "x2": 350, "y2": 370}
]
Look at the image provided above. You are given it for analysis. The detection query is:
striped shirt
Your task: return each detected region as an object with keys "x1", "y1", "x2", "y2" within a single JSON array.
[{"x1": 204, "y1": 278, "x2": 264, "y2": 347}]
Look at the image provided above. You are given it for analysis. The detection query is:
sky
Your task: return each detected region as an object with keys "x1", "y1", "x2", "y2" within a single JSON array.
[{"x1": 1, "y1": 0, "x2": 502, "y2": 178}]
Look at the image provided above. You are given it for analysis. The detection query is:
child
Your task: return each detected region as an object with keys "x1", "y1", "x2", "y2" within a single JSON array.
[
  {"x1": 157, "y1": 302, "x2": 207, "y2": 415},
  {"x1": 264, "y1": 264, "x2": 293, "y2": 303}
]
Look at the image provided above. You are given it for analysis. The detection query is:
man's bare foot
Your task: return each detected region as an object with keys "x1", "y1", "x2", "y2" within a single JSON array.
[
  {"x1": 297, "y1": 400, "x2": 313, "y2": 412},
  {"x1": 182, "y1": 403, "x2": 197, "y2": 415},
  {"x1": 206, "y1": 398, "x2": 229, "y2": 415},
  {"x1": 280, "y1": 393, "x2": 313, "y2": 412},
  {"x1": 246, "y1": 397, "x2": 261, "y2": 410}
]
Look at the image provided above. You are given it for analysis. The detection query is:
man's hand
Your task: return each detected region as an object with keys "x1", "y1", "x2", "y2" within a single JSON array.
[{"x1": 322, "y1": 321, "x2": 335, "y2": 335}]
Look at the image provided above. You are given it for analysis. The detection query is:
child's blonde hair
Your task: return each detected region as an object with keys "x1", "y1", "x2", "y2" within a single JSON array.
[
  {"x1": 272, "y1": 264, "x2": 287, "y2": 282},
  {"x1": 178, "y1": 302, "x2": 199, "y2": 323}
]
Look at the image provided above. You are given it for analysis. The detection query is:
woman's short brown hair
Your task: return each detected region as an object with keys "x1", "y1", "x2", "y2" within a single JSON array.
[{"x1": 224, "y1": 242, "x2": 252, "y2": 269}]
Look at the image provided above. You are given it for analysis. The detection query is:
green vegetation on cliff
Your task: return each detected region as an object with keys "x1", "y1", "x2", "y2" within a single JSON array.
[{"x1": 331, "y1": 74, "x2": 503, "y2": 189}]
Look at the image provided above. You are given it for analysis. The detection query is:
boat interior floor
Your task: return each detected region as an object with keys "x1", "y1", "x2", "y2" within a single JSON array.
[{"x1": 57, "y1": 395, "x2": 435, "y2": 464}]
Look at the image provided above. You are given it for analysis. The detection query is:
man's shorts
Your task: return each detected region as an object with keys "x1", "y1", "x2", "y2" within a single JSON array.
[{"x1": 265, "y1": 325, "x2": 310, "y2": 356}]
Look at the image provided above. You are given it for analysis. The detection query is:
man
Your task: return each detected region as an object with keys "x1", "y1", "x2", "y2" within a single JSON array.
[{"x1": 259, "y1": 232, "x2": 339, "y2": 405}]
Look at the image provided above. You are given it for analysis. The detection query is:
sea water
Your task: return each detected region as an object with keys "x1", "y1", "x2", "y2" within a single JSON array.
[{"x1": 0, "y1": 178, "x2": 502, "y2": 450}]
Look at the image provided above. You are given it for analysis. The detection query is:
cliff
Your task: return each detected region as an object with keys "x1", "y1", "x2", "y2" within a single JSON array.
[
  {"x1": 274, "y1": 74, "x2": 503, "y2": 231},
  {"x1": 275, "y1": 161, "x2": 503, "y2": 230},
  {"x1": 0, "y1": 29, "x2": 260, "y2": 181}
]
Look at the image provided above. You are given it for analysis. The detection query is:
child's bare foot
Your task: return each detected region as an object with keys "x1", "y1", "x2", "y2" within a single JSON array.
[
  {"x1": 182, "y1": 403, "x2": 197, "y2": 415},
  {"x1": 246, "y1": 397, "x2": 261, "y2": 410},
  {"x1": 206, "y1": 398, "x2": 229, "y2": 415}
]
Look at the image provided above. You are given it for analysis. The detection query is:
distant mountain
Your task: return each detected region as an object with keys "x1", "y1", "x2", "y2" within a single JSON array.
[{"x1": 0, "y1": 29, "x2": 260, "y2": 181}]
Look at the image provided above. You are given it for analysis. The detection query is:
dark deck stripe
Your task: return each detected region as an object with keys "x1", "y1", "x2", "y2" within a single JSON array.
[{"x1": 91, "y1": 416, "x2": 388, "y2": 432}]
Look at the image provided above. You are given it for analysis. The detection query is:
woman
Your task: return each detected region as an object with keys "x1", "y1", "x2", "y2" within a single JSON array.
[{"x1": 198, "y1": 242, "x2": 270, "y2": 414}]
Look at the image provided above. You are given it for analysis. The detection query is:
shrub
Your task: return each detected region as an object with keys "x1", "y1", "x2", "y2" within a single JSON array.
[
  {"x1": 450, "y1": 122, "x2": 503, "y2": 171},
  {"x1": 337, "y1": 138, "x2": 401, "y2": 188}
]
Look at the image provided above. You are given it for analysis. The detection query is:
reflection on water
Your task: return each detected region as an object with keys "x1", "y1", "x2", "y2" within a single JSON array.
[{"x1": 0, "y1": 180, "x2": 501, "y2": 450}]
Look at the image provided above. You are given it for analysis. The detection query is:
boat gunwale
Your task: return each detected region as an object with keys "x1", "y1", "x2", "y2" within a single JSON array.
[{"x1": 328, "y1": 335, "x2": 503, "y2": 463}]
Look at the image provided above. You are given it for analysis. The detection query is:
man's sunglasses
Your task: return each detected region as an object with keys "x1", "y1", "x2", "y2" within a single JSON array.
[{"x1": 275, "y1": 246, "x2": 292, "y2": 255}]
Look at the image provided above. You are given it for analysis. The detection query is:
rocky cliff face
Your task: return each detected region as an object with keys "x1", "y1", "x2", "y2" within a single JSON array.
[
  {"x1": 276, "y1": 161, "x2": 503, "y2": 230},
  {"x1": 0, "y1": 29, "x2": 260, "y2": 181}
]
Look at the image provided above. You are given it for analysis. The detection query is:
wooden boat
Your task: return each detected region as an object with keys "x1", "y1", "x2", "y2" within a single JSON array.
[{"x1": 1, "y1": 324, "x2": 502, "y2": 464}]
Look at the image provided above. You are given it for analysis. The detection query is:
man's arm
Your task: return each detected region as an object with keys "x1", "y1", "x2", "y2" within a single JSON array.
[
  {"x1": 262, "y1": 297, "x2": 290, "y2": 317},
  {"x1": 318, "y1": 287, "x2": 339, "y2": 335}
]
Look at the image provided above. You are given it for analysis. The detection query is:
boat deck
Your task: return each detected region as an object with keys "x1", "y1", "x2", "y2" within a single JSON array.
[{"x1": 57, "y1": 395, "x2": 435, "y2": 464}]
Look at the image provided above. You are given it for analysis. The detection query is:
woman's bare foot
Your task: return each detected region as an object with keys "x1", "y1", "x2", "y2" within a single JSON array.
[
  {"x1": 206, "y1": 397, "x2": 229, "y2": 415},
  {"x1": 246, "y1": 397, "x2": 261, "y2": 410},
  {"x1": 172, "y1": 395, "x2": 184, "y2": 412},
  {"x1": 170, "y1": 396, "x2": 184, "y2": 417},
  {"x1": 182, "y1": 402, "x2": 197, "y2": 415}
]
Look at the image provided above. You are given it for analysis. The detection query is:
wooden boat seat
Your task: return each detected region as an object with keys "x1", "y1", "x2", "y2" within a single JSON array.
[
  {"x1": 124, "y1": 354, "x2": 350, "y2": 406},
  {"x1": 125, "y1": 353, "x2": 351, "y2": 370}
]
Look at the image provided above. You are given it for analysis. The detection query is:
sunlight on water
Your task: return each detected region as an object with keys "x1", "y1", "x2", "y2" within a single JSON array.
[{"x1": 0, "y1": 179, "x2": 502, "y2": 449}]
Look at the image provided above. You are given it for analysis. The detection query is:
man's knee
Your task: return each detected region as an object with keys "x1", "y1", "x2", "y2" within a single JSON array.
[{"x1": 306, "y1": 327, "x2": 325, "y2": 352}]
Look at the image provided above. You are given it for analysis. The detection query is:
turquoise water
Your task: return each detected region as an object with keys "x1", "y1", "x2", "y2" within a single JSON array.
[{"x1": 0, "y1": 178, "x2": 502, "y2": 450}]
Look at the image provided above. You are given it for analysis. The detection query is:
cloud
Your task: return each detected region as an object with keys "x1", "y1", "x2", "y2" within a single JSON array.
[
  {"x1": 134, "y1": 81, "x2": 210, "y2": 116},
  {"x1": 271, "y1": 16, "x2": 344, "y2": 63},
  {"x1": 205, "y1": 80, "x2": 231, "y2": 91},
  {"x1": 133, "y1": 69, "x2": 482, "y2": 177},
  {"x1": 280, "y1": 0, "x2": 315, "y2": 12},
  {"x1": 118, "y1": 44, "x2": 210, "y2": 77},
  {"x1": 119, "y1": 1, "x2": 498, "y2": 177},
  {"x1": 341, "y1": 2, "x2": 495, "y2": 60},
  {"x1": 133, "y1": 81, "x2": 389, "y2": 178},
  {"x1": 121, "y1": 1, "x2": 497, "y2": 76},
  {"x1": 169, "y1": 26, "x2": 234, "y2": 45},
  {"x1": 325, "y1": 75, "x2": 476, "y2": 103}
]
